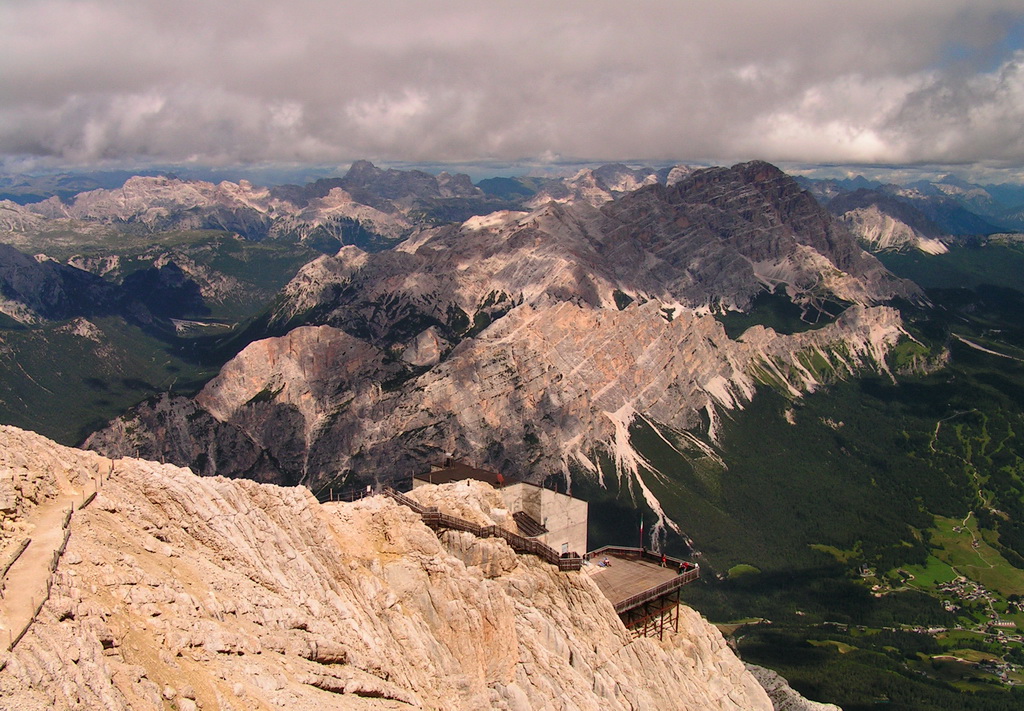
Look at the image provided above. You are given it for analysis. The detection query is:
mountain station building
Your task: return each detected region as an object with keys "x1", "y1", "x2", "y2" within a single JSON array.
[{"x1": 413, "y1": 462, "x2": 588, "y2": 558}]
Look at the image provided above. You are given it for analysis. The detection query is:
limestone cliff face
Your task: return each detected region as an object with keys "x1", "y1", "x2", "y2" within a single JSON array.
[
  {"x1": 332, "y1": 301, "x2": 905, "y2": 492},
  {"x1": 84, "y1": 326, "x2": 401, "y2": 486},
  {"x1": 1, "y1": 426, "x2": 772, "y2": 711},
  {"x1": 746, "y1": 665, "x2": 842, "y2": 711},
  {"x1": 87, "y1": 298, "x2": 906, "y2": 502}
]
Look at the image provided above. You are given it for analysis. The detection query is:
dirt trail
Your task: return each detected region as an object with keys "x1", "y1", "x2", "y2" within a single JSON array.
[{"x1": 0, "y1": 458, "x2": 109, "y2": 650}]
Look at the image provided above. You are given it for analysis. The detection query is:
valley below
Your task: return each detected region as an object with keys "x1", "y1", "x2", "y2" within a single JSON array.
[{"x1": 667, "y1": 244, "x2": 1024, "y2": 710}]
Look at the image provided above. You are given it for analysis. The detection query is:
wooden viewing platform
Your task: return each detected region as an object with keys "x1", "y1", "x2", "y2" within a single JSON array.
[{"x1": 585, "y1": 546, "x2": 699, "y2": 639}]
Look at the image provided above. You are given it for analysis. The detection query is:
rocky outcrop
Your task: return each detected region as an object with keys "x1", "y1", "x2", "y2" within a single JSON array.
[
  {"x1": 0, "y1": 427, "x2": 101, "y2": 552},
  {"x1": 1, "y1": 425, "x2": 775, "y2": 710},
  {"x1": 84, "y1": 325, "x2": 405, "y2": 486},
  {"x1": 746, "y1": 664, "x2": 842, "y2": 711},
  {"x1": 827, "y1": 189, "x2": 948, "y2": 255}
]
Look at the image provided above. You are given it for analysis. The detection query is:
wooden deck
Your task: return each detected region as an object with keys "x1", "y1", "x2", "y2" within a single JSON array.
[
  {"x1": 586, "y1": 555, "x2": 680, "y2": 608},
  {"x1": 585, "y1": 548, "x2": 698, "y2": 609},
  {"x1": 584, "y1": 547, "x2": 700, "y2": 639}
]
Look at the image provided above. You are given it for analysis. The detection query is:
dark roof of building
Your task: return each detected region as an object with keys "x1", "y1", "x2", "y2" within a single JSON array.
[{"x1": 413, "y1": 462, "x2": 516, "y2": 488}]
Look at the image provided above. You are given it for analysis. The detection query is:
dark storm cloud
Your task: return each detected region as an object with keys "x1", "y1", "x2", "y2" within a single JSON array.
[{"x1": 1, "y1": 0, "x2": 1023, "y2": 169}]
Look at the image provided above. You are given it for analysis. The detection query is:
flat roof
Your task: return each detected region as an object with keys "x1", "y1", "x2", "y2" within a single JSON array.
[
  {"x1": 413, "y1": 462, "x2": 516, "y2": 488},
  {"x1": 585, "y1": 554, "x2": 682, "y2": 609}
]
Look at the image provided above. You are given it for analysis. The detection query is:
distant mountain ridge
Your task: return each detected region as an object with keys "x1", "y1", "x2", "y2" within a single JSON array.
[
  {"x1": 1, "y1": 161, "x2": 703, "y2": 249},
  {"x1": 0, "y1": 161, "x2": 507, "y2": 255},
  {"x1": 267, "y1": 161, "x2": 913, "y2": 343},
  {"x1": 0, "y1": 243, "x2": 210, "y2": 326},
  {"x1": 85, "y1": 162, "x2": 919, "y2": 523},
  {"x1": 800, "y1": 172, "x2": 1024, "y2": 254}
]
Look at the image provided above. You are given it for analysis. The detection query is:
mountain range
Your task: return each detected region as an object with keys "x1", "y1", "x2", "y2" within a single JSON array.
[
  {"x1": 82, "y1": 162, "x2": 918, "y2": 509},
  {"x1": 799, "y1": 173, "x2": 1024, "y2": 254},
  {"x1": 4, "y1": 158, "x2": 1024, "y2": 709}
]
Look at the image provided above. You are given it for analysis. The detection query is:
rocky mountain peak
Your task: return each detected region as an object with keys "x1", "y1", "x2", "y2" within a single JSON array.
[
  {"x1": 342, "y1": 159, "x2": 381, "y2": 182},
  {"x1": 340, "y1": 160, "x2": 482, "y2": 203},
  {"x1": 74, "y1": 160, "x2": 920, "y2": 550},
  {"x1": 664, "y1": 164, "x2": 696, "y2": 186}
]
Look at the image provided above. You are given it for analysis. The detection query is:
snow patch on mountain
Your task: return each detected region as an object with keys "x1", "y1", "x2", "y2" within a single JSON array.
[{"x1": 602, "y1": 404, "x2": 682, "y2": 537}]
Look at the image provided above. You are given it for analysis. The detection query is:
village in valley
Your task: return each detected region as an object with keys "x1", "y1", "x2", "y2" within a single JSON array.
[{"x1": 852, "y1": 514, "x2": 1024, "y2": 686}]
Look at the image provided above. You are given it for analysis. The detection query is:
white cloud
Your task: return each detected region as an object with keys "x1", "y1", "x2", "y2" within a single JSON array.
[
  {"x1": 0, "y1": 1, "x2": 1023, "y2": 171},
  {"x1": 885, "y1": 50, "x2": 1024, "y2": 164}
]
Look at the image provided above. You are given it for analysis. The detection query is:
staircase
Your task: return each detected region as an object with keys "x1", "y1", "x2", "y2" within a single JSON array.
[{"x1": 512, "y1": 511, "x2": 547, "y2": 538}]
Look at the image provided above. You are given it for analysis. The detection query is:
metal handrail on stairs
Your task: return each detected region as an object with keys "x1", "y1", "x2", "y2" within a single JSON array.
[{"x1": 383, "y1": 487, "x2": 583, "y2": 571}]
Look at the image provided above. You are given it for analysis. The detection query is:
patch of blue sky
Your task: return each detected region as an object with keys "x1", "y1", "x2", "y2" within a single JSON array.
[{"x1": 935, "y1": 14, "x2": 1024, "y2": 73}]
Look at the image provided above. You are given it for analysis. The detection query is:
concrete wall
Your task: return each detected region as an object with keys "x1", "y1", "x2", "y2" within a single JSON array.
[
  {"x1": 502, "y1": 483, "x2": 588, "y2": 557},
  {"x1": 412, "y1": 478, "x2": 589, "y2": 556}
]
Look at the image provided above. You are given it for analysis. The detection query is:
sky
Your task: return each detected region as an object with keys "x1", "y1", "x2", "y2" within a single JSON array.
[{"x1": 2, "y1": 0, "x2": 1024, "y2": 180}]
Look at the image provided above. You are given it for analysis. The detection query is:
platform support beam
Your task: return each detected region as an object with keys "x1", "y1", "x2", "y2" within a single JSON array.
[{"x1": 621, "y1": 589, "x2": 683, "y2": 640}]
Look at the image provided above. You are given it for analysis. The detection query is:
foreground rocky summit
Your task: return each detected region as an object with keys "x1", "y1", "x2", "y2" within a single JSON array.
[{"x1": 0, "y1": 426, "x2": 773, "y2": 710}]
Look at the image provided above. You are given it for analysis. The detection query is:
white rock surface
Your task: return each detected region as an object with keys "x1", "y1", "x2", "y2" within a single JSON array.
[
  {"x1": 840, "y1": 205, "x2": 948, "y2": 255},
  {"x1": 0, "y1": 426, "x2": 773, "y2": 711},
  {"x1": 746, "y1": 664, "x2": 843, "y2": 711}
]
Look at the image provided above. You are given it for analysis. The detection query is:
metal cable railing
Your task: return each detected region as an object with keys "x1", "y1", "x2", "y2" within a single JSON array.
[{"x1": 611, "y1": 567, "x2": 700, "y2": 613}]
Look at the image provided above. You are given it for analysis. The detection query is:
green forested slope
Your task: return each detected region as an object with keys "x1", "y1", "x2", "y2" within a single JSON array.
[
  {"x1": 582, "y1": 243, "x2": 1024, "y2": 710},
  {"x1": 0, "y1": 230, "x2": 316, "y2": 444}
]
